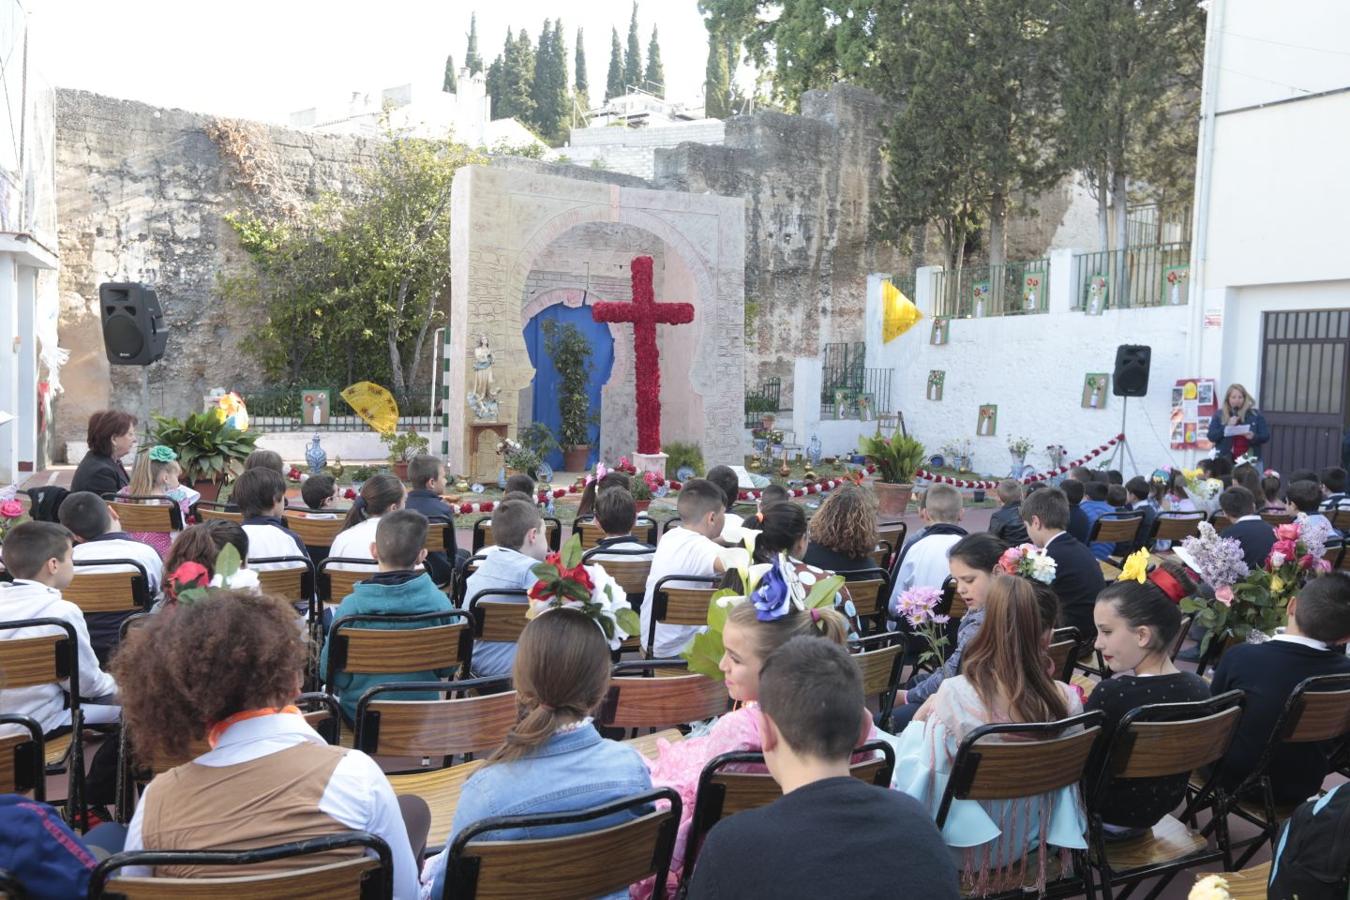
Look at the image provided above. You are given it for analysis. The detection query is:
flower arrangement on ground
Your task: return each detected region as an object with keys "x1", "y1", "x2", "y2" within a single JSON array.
[
  {"x1": 1045, "y1": 444, "x2": 1067, "y2": 467},
  {"x1": 527, "y1": 535, "x2": 639, "y2": 649},
  {"x1": 1007, "y1": 435, "x2": 1033, "y2": 457},
  {"x1": 893, "y1": 585, "x2": 949, "y2": 667},
  {"x1": 997, "y1": 543, "x2": 1058, "y2": 584},
  {"x1": 1180, "y1": 467, "x2": 1224, "y2": 514}
]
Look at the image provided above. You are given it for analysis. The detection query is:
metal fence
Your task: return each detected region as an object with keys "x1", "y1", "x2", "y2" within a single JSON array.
[
  {"x1": 929, "y1": 258, "x2": 1051, "y2": 319},
  {"x1": 1126, "y1": 203, "x2": 1191, "y2": 248},
  {"x1": 821, "y1": 367, "x2": 892, "y2": 421},
  {"x1": 1071, "y1": 242, "x2": 1191, "y2": 311},
  {"x1": 744, "y1": 377, "x2": 783, "y2": 429},
  {"x1": 242, "y1": 383, "x2": 438, "y2": 432}
]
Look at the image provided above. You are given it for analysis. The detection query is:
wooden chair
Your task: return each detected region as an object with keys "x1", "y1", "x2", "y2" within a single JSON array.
[
  {"x1": 1213, "y1": 673, "x2": 1350, "y2": 868},
  {"x1": 471, "y1": 515, "x2": 562, "y2": 552},
  {"x1": 868, "y1": 541, "x2": 891, "y2": 569},
  {"x1": 1207, "y1": 513, "x2": 1233, "y2": 533},
  {"x1": 325, "y1": 610, "x2": 474, "y2": 699},
  {"x1": 601, "y1": 660, "x2": 730, "y2": 734},
  {"x1": 935, "y1": 711, "x2": 1104, "y2": 899},
  {"x1": 1259, "y1": 512, "x2": 1295, "y2": 527},
  {"x1": 440, "y1": 788, "x2": 681, "y2": 900},
  {"x1": 318, "y1": 557, "x2": 377, "y2": 606},
  {"x1": 1331, "y1": 508, "x2": 1350, "y2": 534},
  {"x1": 0, "y1": 618, "x2": 84, "y2": 825},
  {"x1": 452, "y1": 553, "x2": 489, "y2": 608},
  {"x1": 0, "y1": 714, "x2": 45, "y2": 802},
  {"x1": 422, "y1": 518, "x2": 457, "y2": 560},
  {"x1": 685, "y1": 740, "x2": 895, "y2": 880},
  {"x1": 1150, "y1": 512, "x2": 1205, "y2": 546},
  {"x1": 647, "y1": 575, "x2": 721, "y2": 659},
  {"x1": 877, "y1": 522, "x2": 907, "y2": 575},
  {"x1": 195, "y1": 502, "x2": 243, "y2": 524},
  {"x1": 283, "y1": 513, "x2": 347, "y2": 552},
  {"x1": 88, "y1": 832, "x2": 394, "y2": 899},
  {"x1": 1089, "y1": 511, "x2": 1145, "y2": 562},
  {"x1": 466, "y1": 588, "x2": 531, "y2": 646},
  {"x1": 1047, "y1": 626, "x2": 1081, "y2": 684},
  {"x1": 250, "y1": 555, "x2": 317, "y2": 614},
  {"x1": 850, "y1": 633, "x2": 905, "y2": 723},
  {"x1": 1190, "y1": 863, "x2": 1272, "y2": 900},
  {"x1": 1087, "y1": 692, "x2": 1245, "y2": 900},
  {"x1": 66, "y1": 559, "x2": 151, "y2": 616},
  {"x1": 353, "y1": 676, "x2": 517, "y2": 850},
  {"x1": 104, "y1": 494, "x2": 185, "y2": 532},
  {"x1": 840, "y1": 566, "x2": 889, "y2": 636},
  {"x1": 581, "y1": 545, "x2": 656, "y2": 656},
  {"x1": 572, "y1": 515, "x2": 658, "y2": 549}
]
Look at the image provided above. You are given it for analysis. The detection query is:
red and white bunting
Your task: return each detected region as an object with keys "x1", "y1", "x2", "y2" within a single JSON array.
[{"x1": 912, "y1": 433, "x2": 1124, "y2": 490}]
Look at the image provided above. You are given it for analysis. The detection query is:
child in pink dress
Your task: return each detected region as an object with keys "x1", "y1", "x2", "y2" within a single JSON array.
[{"x1": 119, "y1": 446, "x2": 198, "y2": 560}]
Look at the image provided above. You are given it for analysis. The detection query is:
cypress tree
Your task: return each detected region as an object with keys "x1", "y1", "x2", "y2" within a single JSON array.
[
  {"x1": 704, "y1": 24, "x2": 731, "y2": 118},
  {"x1": 530, "y1": 19, "x2": 569, "y2": 141},
  {"x1": 465, "y1": 13, "x2": 483, "y2": 76},
  {"x1": 485, "y1": 27, "x2": 511, "y2": 115},
  {"x1": 606, "y1": 27, "x2": 624, "y2": 101},
  {"x1": 644, "y1": 26, "x2": 664, "y2": 96},
  {"x1": 575, "y1": 27, "x2": 590, "y2": 110},
  {"x1": 443, "y1": 54, "x2": 458, "y2": 92},
  {"x1": 623, "y1": 3, "x2": 642, "y2": 92}
]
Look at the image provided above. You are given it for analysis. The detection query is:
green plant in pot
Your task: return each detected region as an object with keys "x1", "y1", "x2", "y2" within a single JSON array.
[
  {"x1": 381, "y1": 430, "x2": 430, "y2": 480},
  {"x1": 504, "y1": 445, "x2": 542, "y2": 479},
  {"x1": 859, "y1": 433, "x2": 925, "y2": 520},
  {"x1": 519, "y1": 422, "x2": 560, "y2": 461},
  {"x1": 542, "y1": 320, "x2": 599, "y2": 472},
  {"x1": 151, "y1": 411, "x2": 261, "y2": 501}
]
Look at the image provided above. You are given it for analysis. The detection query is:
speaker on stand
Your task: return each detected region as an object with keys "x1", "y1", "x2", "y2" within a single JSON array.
[
  {"x1": 1106, "y1": 345, "x2": 1151, "y2": 473},
  {"x1": 99, "y1": 283, "x2": 168, "y2": 429}
]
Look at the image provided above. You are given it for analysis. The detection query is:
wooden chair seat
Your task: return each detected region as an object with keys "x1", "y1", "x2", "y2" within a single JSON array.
[
  {"x1": 196, "y1": 505, "x2": 243, "y2": 524},
  {"x1": 43, "y1": 730, "x2": 72, "y2": 768},
  {"x1": 1071, "y1": 673, "x2": 1097, "y2": 700},
  {"x1": 1191, "y1": 863, "x2": 1271, "y2": 900},
  {"x1": 1103, "y1": 815, "x2": 1207, "y2": 870},
  {"x1": 1098, "y1": 559, "x2": 1122, "y2": 579},
  {"x1": 388, "y1": 761, "x2": 485, "y2": 851},
  {"x1": 625, "y1": 728, "x2": 684, "y2": 760},
  {"x1": 283, "y1": 514, "x2": 346, "y2": 550}
]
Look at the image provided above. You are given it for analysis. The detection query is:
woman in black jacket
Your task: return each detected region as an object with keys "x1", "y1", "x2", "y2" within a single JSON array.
[
  {"x1": 1206, "y1": 383, "x2": 1270, "y2": 466},
  {"x1": 70, "y1": 409, "x2": 137, "y2": 496}
]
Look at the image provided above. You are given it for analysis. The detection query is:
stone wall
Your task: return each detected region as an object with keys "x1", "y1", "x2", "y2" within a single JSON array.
[
  {"x1": 53, "y1": 89, "x2": 373, "y2": 456},
  {"x1": 562, "y1": 120, "x2": 727, "y2": 180}
]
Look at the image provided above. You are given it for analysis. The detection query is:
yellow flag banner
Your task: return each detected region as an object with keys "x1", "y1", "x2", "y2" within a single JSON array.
[
  {"x1": 340, "y1": 382, "x2": 400, "y2": 435},
  {"x1": 882, "y1": 280, "x2": 922, "y2": 342}
]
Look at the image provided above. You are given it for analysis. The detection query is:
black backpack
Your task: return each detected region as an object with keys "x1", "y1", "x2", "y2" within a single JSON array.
[
  {"x1": 24, "y1": 485, "x2": 68, "y2": 523},
  {"x1": 1268, "y1": 782, "x2": 1350, "y2": 899}
]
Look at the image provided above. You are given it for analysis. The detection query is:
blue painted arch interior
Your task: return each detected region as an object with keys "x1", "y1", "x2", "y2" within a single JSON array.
[{"x1": 523, "y1": 302, "x2": 615, "y2": 471}]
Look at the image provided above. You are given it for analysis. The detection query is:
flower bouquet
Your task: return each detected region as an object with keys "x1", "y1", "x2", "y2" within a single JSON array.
[
  {"x1": 893, "y1": 585, "x2": 949, "y2": 667},
  {"x1": 1045, "y1": 444, "x2": 1067, "y2": 468},
  {"x1": 614, "y1": 456, "x2": 638, "y2": 476},
  {"x1": 528, "y1": 535, "x2": 639, "y2": 650},
  {"x1": 997, "y1": 543, "x2": 1058, "y2": 584},
  {"x1": 0, "y1": 490, "x2": 28, "y2": 542},
  {"x1": 1180, "y1": 468, "x2": 1224, "y2": 515},
  {"x1": 1007, "y1": 435, "x2": 1033, "y2": 457}
]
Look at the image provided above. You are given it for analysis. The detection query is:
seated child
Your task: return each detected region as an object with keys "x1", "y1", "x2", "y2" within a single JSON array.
[
  {"x1": 119, "y1": 445, "x2": 198, "y2": 559},
  {"x1": 402, "y1": 454, "x2": 459, "y2": 586},
  {"x1": 1078, "y1": 481, "x2": 1116, "y2": 560},
  {"x1": 802, "y1": 483, "x2": 881, "y2": 576},
  {"x1": 319, "y1": 510, "x2": 459, "y2": 722},
  {"x1": 587, "y1": 486, "x2": 655, "y2": 560},
  {"x1": 755, "y1": 483, "x2": 791, "y2": 521},
  {"x1": 1210, "y1": 573, "x2": 1350, "y2": 805},
  {"x1": 641, "y1": 479, "x2": 726, "y2": 658},
  {"x1": 688, "y1": 637, "x2": 960, "y2": 900},
  {"x1": 503, "y1": 472, "x2": 536, "y2": 497},
  {"x1": 159, "y1": 520, "x2": 252, "y2": 610},
  {"x1": 706, "y1": 465, "x2": 745, "y2": 542},
  {"x1": 1287, "y1": 479, "x2": 1342, "y2": 540},
  {"x1": 575, "y1": 471, "x2": 631, "y2": 519},
  {"x1": 420, "y1": 607, "x2": 652, "y2": 898},
  {"x1": 464, "y1": 498, "x2": 549, "y2": 677},
  {"x1": 1217, "y1": 485, "x2": 1276, "y2": 570},
  {"x1": 1115, "y1": 476, "x2": 1158, "y2": 556},
  {"x1": 1106, "y1": 469, "x2": 1124, "y2": 486},
  {"x1": 299, "y1": 473, "x2": 339, "y2": 516},
  {"x1": 725, "y1": 503, "x2": 855, "y2": 628},
  {"x1": 232, "y1": 467, "x2": 310, "y2": 570},
  {"x1": 224, "y1": 450, "x2": 287, "y2": 512},
  {"x1": 111, "y1": 589, "x2": 425, "y2": 899},
  {"x1": 1086, "y1": 559, "x2": 1209, "y2": 836},
  {"x1": 1107, "y1": 484, "x2": 1128, "y2": 509},
  {"x1": 891, "y1": 484, "x2": 966, "y2": 600},
  {"x1": 1260, "y1": 472, "x2": 1286, "y2": 514},
  {"x1": 58, "y1": 491, "x2": 165, "y2": 661},
  {"x1": 1320, "y1": 466, "x2": 1349, "y2": 511},
  {"x1": 1021, "y1": 486, "x2": 1103, "y2": 641},
  {"x1": 1063, "y1": 478, "x2": 1092, "y2": 543},
  {"x1": 329, "y1": 474, "x2": 405, "y2": 572},
  {"x1": 1161, "y1": 469, "x2": 1196, "y2": 512},
  {"x1": 987, "y1": 480, "x2": 1030, "y2": 546},
  {"x1": 893, "y1": 576, "x2": 1086, "y2": 889}
]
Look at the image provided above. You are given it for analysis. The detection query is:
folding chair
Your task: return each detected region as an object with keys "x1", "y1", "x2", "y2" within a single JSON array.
[
  {"x1": 353, "y1": 676, "x2": 517, "y2": 851},
  {"x1": 421, "y1": 518, "x2": 458, "y2": 587},
  {"x1": 283, "y1": 513, "x2": 347, "y2": 553},
  {"x1": 1090, "y1": 511, "x2": 1146, "y2": 565},
  {"x1": 1047, "y1": 626, "x2": 1081, "y2": 684},
  {"x1": 600, "y1": 659, "x2": 730, "y2": 736},
  {"x1": 581, "y1": 545, "x2": 656, "y2": 657},
  {"x1": 195, "y1": 502, "x2": 243, "y2": 524},
  {"x1": 452, "y1": 553, "x2": 489, "y2": 608},
  {"x1": 685, "y1": 740, "x2": 895, "y2": 880},
  {"x1": 0, "y1": 714, "x2": 46, "y2": 802},
  {"x1": 647, "y1": 575, "x2": 721, "y2": 660},
  {"x1": 471, "y1": 515, "x2": 562, "y2": 552},
  {"x1": 250, "y1": 555, "x2": 317, "y2": 613},
  {"x1": 1259, "y1": 512, "x2": 1294, "y2": 527},
  {"x1": 88, "y1": 832, "x2": 394, "y2": 899},
  {"x1": 325, "y1": 610, "x2": 474, "y2": 701},
  {"x1": 849, "y1": 633, "x2": 905, "y2": 723},
  {"x1": 934, "y1": 711, "x2": 1104, "y2": 898},
  {"x1": 877, "y1": 522, "x2": 908, "y2": 576},
  {"x1": 1087, "y1": 692, "x2": 1245, "y2": 900},
  {"x1": 572, "y1": 515, "x2": 658, "y2": 549},
  {"x1": 1207, "y1": 513, "x2": 1233, "y2": 533},
  {"x1": 0, "y1": 618, "x2": 84, "y2": 826},
  {"x1": 1149, "y1": 512, "x2": 1205, "y2": 548},
  {"x1": 1210, "y1": 673, "x2": 1350, "y2": 869},
  {"x1": 840, "y1": 566, "x2": 889, "y2": 636},
  {"x1": 868, "y1": 541, "x2": 891, "y2": 569},
  {"x1": 103, "y1": 495, "x2": 185, "y2": 533},
  {"x1": 318, "y1": 557, "x2": 377, "y2": 607},
  {"x1": 439, "y1": 788, "x2": 681, "y2": 900},
  {"x1": 66, "y1": 558, "x2": 152, "y2": 663},
  {"x1": 1331, "y1": 508, "x2": 1350, "y2": 534},
  {"x1": 466, "y1": 588, "x2": 531, "y2": 649}
]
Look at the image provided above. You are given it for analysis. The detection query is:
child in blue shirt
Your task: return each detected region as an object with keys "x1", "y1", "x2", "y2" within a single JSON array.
[
  {"x1": 464, "y1": 499, "x2": 549, "y2": 677},
  {"x1": 1079, "y1": 481, "x2": 1116, "y2": 560}
]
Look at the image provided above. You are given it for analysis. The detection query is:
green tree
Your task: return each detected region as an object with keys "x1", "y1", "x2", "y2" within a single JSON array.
[
  {"x1": 606, "y1": 27, "x2": 624, "y2": 101},
  {"x1": 484, "y1": 27, "x2": 510, "y2": 114},
  {"x1": 623, "y1": 3, "x2": 642, "y2": 92},
  {"x1": 531, "y1": 19, "x2": 570, "y2": 141},
  {"x1": 644, "y1": 25, "x2": 664, "y2": 96},
  {"x1": 494, "y1": 27, "x2": 536, "y2": 123},
  {"x1": 703, "y1": 22, "x2": 731, "y2": 117},
  {"x1": 574, "y1": 27, "x2": 590, "y2": 110},
  {"x1": 465, "y1": 12, "x2": 484, "y2": 75},
  {"x1": 442, "y1": 54, "x2": 458, "y2": 92}
]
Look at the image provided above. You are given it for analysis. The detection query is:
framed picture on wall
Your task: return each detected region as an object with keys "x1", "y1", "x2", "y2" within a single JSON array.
[
  {"x1": 977, "y1": 404, "x2": 998, "y2": 437},
  {"x1": 931, "y1": 318, "x2": 950, "y2": 345},
  {"x1": 927, "y1": 370, "x2": 945, "y2": 401},
  {"x1": 1082, "y1": 374, "x2": 1110, "y2": 409},
  {"x1": 301, "y1": 389, "x2": 330, "y2": 426},
  {"x1": 1085, "y1": 274, "x2": 1108, "y2": 315}
]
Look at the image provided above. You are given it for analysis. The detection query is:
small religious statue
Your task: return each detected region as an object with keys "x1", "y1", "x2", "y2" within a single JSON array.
[
  {"x1": 305, "y1": 434, "x2": 327, "y2": 474},
  {"x1": 807, "y1": 434, "x2": 822, "y2": 469},
  {"x1": 467, "y1": 334, "x2": 500, "y2": 421}
]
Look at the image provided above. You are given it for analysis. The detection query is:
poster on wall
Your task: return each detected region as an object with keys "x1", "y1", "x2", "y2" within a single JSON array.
[
  {"x1": 1085, "y1": 275, "x2": 1108, "y2": 315},
  {"x1": 1082, "y1": 374, "x2": 1109, "y2": 409},
  {"x1": 1022, "y1": 272, "x2": 1043, "y2": 312},
  {"x1": 1169, "y1": 377, "x2": 1218, "y2": 450},
  {"x1": 927, "y1": 370, "x2": 945, "y2": 401},
  {"x1": 1163, "y1": 264, "x2": 1189, "y2": 306},
  {"x1": 977, "y1": 404, "x2": 998, "y2": 436},
  {"x1": 931, "y1": 318, "x2": 950, "y2": 345}
]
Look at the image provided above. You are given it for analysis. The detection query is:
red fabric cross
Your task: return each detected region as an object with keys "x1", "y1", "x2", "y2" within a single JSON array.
[{"x1": 591, "y1": 256, "x2": 695, "y2": 454}]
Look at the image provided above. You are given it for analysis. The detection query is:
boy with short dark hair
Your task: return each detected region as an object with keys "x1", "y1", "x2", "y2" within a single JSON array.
[
  {"x1": 1021, "y1": 486, "x2": 1104, "y2": 641},
  {"x1": 1211, "y1": 573, "x2": 1350, "y2": 804},
  {"x1": 1319, "y1": 466, "x2": 1348, "y2": 510},
  {"x1": 1218, "y1": 485, "x2": 1276, "y2": 570},
  {"x1": 687, "y1": 636, "x2": 958, "y2": 900},
  {"x1": 892, "y1": 484, "x2": 965, "y2": 599},
  {"x1": 587, "y1": 487, "x2": 653, "y2": 558},
  {"x1": 503, "y1": 473, "x2": 536, "y2": 497},
  {"x1": 705, "y1": 465, "x2": 744, "y2": 541},
  {"x1": 1062, "y1": 478, "x2": 1092, "y2": 544},
  {"x1": 232, "y1": 467, "x2": 310, "y2": 569},
  {"x1": 403, "y1": 454, "x2": 460, "y2": 586},
  {"x1": 1116, "y1": 476, "x2": 1158, "y2": 556},
  {"x1": 318, "y1": 509, "x2": 459, "y2": 722},
  {"x1": 642, "y1": 479, "x2": 727, "y2": 657},
  {"x1": 988, "y1": 479, "x2": 1030, "y2": 546},
  {"x1": 464, "y1": 498, "x2": 549, "y2": 677},
  {"x1": 1079, "y1": 481, "x2": 1116, "y2": 560},
  {"x1": 1287, "y1": 480, "x2": 1341, "y2": 539},
  {"x1": 757, "y1": 483, "x2": 791, "y2": 517},
  {"x1": 300, "y1": 474, "x2": 338, "y2": 514}
]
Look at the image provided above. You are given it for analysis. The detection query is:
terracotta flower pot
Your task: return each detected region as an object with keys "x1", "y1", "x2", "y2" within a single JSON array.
[
  {"x1": 192, "y1": 479, "x2": 222, "y2": 503},
  {"x1": 394, "y1": 461, "x2": 410, "y2": 481},
  {"x1": 633, "y1": 499, "x2": 652, "y2": 513},
  {"x1": 873, "y1": 481, "x2": 913, "y2": 520},
  {"x1": 562, "y1": 445, "x2": 590, "y2": 473}
]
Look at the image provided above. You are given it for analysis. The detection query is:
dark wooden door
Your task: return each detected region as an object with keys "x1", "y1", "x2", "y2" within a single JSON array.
[{"x1": 1259, "y1": 309, "x2": 1349, "y2": 474}]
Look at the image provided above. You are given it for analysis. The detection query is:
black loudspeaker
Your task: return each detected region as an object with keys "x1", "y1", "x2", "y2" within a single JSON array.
[
  {"x1": 100, "y1": 283, "x2": 167, "y2": 365},
  {"x1": 1112, "y1": 344, "x2": 1152, "y2": 397}
]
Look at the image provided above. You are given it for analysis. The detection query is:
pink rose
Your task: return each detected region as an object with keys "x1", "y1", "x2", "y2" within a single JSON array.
[
  {"x1": 1268, "y1": 551, "x2": 1286, "y2": 568},
  {"x1": 0, "y1": 499, "x2": 22, "y2": 518},
  {"x1": 1299, "y1": 554, "x2": 1319, "y2": 571},
  {"x1": 1215, "y1": 585, "x2": 1234, "y2": 606},
  {"x1": 1275, "y1": 523, "x2": 1300, "y2": 541},
  {"x1": 1271, "y1": 539, "x2": 1297, "y2": 560}
]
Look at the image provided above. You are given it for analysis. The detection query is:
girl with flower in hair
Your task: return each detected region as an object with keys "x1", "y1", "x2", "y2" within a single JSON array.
[
  {"x1": 158, "y1": 521, "x2": 256, "y2": 611},
  {"x1": 120, "y1": 445, "x2": 199, "y2": 559}
]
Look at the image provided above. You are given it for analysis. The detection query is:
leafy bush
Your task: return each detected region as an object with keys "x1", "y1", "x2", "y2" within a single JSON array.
[
  {"x1": 663, "y1": 441, "x2": 704, "y2": 476},
  {"x1": 859, "y1": 433, "x2": 926, "y2": 484}
]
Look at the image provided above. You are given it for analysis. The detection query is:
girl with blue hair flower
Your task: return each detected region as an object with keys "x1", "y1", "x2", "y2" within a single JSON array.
[{"x1": 120, "y1": 444, "x2": 199, "y2": 559}]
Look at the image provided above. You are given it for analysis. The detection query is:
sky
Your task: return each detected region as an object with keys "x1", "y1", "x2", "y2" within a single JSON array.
[{"x1": 30, "y1": 0, "x2": 723, "y2": 125}]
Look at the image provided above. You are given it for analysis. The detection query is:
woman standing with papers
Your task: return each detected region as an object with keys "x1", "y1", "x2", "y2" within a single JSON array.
[{"x1": 1207, "y1": 383, "x2": 1270, "y2": 465}]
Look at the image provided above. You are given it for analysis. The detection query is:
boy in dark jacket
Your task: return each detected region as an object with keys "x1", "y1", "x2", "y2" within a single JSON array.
[
  {"x1": 403, "y1": 454, "x2": 460, "y2": 585},
  {"x1": 987, "y1": 479, "x2": 1030, "y2": 546}
]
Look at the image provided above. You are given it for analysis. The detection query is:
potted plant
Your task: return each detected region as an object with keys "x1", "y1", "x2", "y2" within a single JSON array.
[
  {"x1": 542, "y1": 320, "x2": 599, "y2": 473},
  {"x1": 859, "y1": 433, "x2": 925, "y2": 519},
  {"x1": 1007, "y1": 435, "x2": 1033, "y2": 469},
  {"x1": 152, "y1": 411, "x2": 261, "y2": 501},
  {"x1": 630, "y1": 475, "x2": 653, "y2": 512},
  {"x1": 505, "y1": 445, "x2": 542, "y2": 480},
  {"x1": 381, "y1": 430, "x2": 430, "y2": 480},
  {"x1": 519, "y1": 422, "x2": 560, "y2": 462}
]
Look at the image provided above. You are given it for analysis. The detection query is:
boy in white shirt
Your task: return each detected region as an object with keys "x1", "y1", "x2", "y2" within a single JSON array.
[
  {"x1": 890, "y1": 484, "x2": 967, "y2": 607},
  {"x1": 233, "y1": 467, "x2": 311, "y2": 570},
  {"x1": 707, "y1": 465, "x2": 746, "y2": 543},
  {"x1": 641, "y1": 479, "x2": 727, "y2": 657}
]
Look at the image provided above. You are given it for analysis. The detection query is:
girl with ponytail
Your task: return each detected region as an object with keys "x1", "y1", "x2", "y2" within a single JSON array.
[
  {"x1": 419, "y1": 607, "x2": 653, "y2": 898},
  {"x1": 328, "y1": 473, "x2": 406, "y2": 571}
]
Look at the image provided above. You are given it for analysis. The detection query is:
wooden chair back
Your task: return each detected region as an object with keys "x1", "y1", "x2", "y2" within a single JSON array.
[
  {"x1": 0, "y1": 618, "x2": 77, "y2": 691},
  {"x1": 0, "y1": 714, "x2": 44, "y2": 799},
  {"x1": 936, "y1": 711, "x2": 1103, "y2": 827},
  {"x1": 941, "y1": 575, "x2": 966, "y2": 620},
  {"x1": 602, "y1": 662, "x2": 730, "y2": 730},
  {"x1": 422, "y1": 519, "x2": 455, "y2": 554},
  {"x1": 573, "y1": 516, "x2": 658, "y2": 549},
  {"x1": 842, "y1": 567, "x2": 889, "y2": 625},
  {"x1": 1282, "y1": 676, "x2": 1350, "y2": 744},
  {"x1": 466, "y1": 588, "x2": 531, "y2": 643},
  {"x1": 353, "y1": 677, "x2": 517, "y2": 757},
  {"x1": 327, "y1": 610, "x2": 473, "y2": 682},
  {"x1": 877, "y1": 523, "x2": 907, "y2": 559},
  {"x1": 1048, "y1": 627, "x2": 1081, "y2": 683},
  {"x1": 195, "y1": 503, "x2": 242, "y2": 524},
  {"x1": 1152, "y1": 512, "x2": 1205, "y2": 544},
  {"x1": 452, "y1": 553, "x2": 489, "y2": 607},
  {"x1": 66, "y1": 560, "x2": 151, "y2": 614},
  {"x1": 1098, "y1": 693, "x2": 1244, "y2": 785},
  {"x1": 868, "y1": 542, "x2": 890, "y2": 569},
  {"x1": 88, "y1": 833, "x2": 393, "y2": 899},
  {"x1": 442, "y1": 788, "x2": 680, "y2": 900},
  {"x1": 649, "y1": 576, "x2": 721, "y2": 658},
  {"x1": 1260, "y1": 512, "x2": 1295, "y2": 527},
  {"x1": 318, "y1": 558, "x2": 375, "y2": 605},
  {"x1": 595, "y1": 557, "x2": 654, "y2": 597},
  {"x1": 106, "y1": 496, "x2": 183, "y2": 533},
  {"x1": 1208, "y1": 513, "x2": 1234, "y2": 532},
  {"x1": 1331, "y1": 509, "x2": 1350, "y2": 534},
  {"x1": 283, "y1": 514, "x2": 347, "y2": 551},
  {"x1": 472, "y1": 516, "x2": 561, "y2": 552},
  {"x1": 850, "y1": 634, "x2": 905, "y2": 720},
  {"x1": 1089, "y1": 511, "x2": 1144, "y2": 545},
  {"x1": 249, "y1": 556, "x2": 317, "y2": 606}
]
